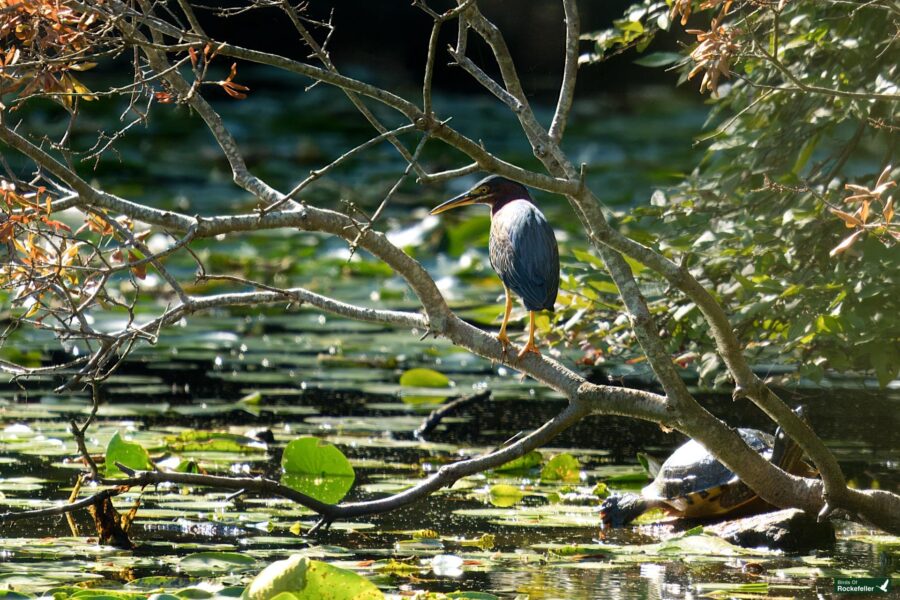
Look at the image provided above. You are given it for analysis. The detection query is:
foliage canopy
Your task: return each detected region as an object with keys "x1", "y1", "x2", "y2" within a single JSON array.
[{"x1": 576, "y1": 0, "x2": 898, "y2": 385}]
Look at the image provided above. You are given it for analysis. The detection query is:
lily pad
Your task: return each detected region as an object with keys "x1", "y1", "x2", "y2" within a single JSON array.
[
  {"x1": 281, "y1": 437, "x2": 355, "y2": 504},
  {"x1": 493, "y1": 450, "x2": 542, "y2": 473},
  {"x1": 241, "y1": 555, "x2": 383, "y2": 600},
  {"x1": 399, "y1": 368, "x2": 450, "y2": 388},
  {"x1": 540, "y1": 453, "x2": 581, "y2": 483},
  {"x1": 164, "y1": 431, "x2": 267, "y2": 453},
  {"x1": 488, "y1": 484, "x2": 524, "y2": 507},
  {"x1": 105, "y1": 432, "x2": 154, "y2": 477},
  {"x1": 178, "y1": 551, "x2": 257, "y2": 575}
]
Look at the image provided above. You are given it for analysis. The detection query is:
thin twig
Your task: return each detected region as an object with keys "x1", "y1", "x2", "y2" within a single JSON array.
[
  {"x1": 0, "y1": 489, "x2": 122, "y2": 522},
  {"x1": 415, "y1": 390, "x2": 491, "y2": 439}
]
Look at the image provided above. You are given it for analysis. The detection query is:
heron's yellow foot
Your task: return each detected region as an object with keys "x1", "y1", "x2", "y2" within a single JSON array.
[
  {"x1": 497, "y1": 286, "x2": 514, "y2": 357},
  {"x1": 516, "y1": 340, "x2": 541, "y2": 360},
  {"x1": 497, "y1": 330, "x2": 511, "y2": 350},
  {"x1": 516, "y1": 310, "x2": 541, "y2": 360}
]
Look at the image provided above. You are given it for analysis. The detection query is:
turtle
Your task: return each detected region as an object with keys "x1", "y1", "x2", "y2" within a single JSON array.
[{"x1": 600, "y1": 421, "x2": 809, "y2": 527}]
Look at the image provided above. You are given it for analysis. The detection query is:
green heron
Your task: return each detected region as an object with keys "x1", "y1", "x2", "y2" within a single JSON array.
[{"x1": 431, "y1": 175, "x2": 559, "y2": 358}]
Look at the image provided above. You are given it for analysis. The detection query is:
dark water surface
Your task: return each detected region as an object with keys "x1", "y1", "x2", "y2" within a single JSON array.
[{"x1": 1, "y1": 307, "x2": 897, "y2": 598}]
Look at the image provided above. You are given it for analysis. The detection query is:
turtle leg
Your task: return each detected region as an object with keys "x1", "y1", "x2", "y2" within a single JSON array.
[
  {"x1": 600, "y1": 493, "x2": 655, "y2": 527},
  {"x1": 516, "y1": 311, "x2": 541, "y2": 359},
  {"x1": 497, "y1": 286, "x2": 513, "y2": 354}
]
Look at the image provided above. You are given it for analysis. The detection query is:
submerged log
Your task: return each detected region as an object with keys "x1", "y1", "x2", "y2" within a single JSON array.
[{"x1": 705, "y1": 508, "x2": 835, "y2": 552}]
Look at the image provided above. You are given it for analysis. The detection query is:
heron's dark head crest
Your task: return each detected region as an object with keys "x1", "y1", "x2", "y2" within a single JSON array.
[
  {"x1": 470, "y1": 175, "x2": 530, "y2": 204},
  {"x1": 430, "y1": 175, "x2": 531, "y2": 215}
]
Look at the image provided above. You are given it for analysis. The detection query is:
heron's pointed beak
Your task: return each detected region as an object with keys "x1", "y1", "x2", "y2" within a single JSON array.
[{"x1": 430, "y1": 190, "x2": 481, "y2": 215}]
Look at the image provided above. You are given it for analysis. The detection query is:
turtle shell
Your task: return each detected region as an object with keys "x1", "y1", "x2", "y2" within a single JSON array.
[{"x1": 642, "y1": 428, "x2": 774, "y2": 517}]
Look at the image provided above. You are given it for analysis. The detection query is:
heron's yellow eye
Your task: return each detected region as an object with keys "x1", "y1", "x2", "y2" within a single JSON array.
[{"x1": 477, "y1": 186, "x2": 489, "y2": 194}]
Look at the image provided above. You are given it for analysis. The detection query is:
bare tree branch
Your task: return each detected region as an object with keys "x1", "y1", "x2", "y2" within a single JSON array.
[{"x1": 549, "y1": 0, "x2": 580, "y2": 142}]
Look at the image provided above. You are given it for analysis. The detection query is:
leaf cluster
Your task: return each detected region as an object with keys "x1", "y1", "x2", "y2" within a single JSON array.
[{"x1": 577, "y1": 0, "x2": 899, "y2": 385}]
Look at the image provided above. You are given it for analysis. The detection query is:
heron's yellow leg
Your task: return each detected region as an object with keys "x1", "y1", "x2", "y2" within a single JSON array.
[
  {"x1": 516, "y1": 311, "x2": 541, "y2": 359},
  {"x1": 497, "y1": 286, "x2": 513, "y2": 349}
]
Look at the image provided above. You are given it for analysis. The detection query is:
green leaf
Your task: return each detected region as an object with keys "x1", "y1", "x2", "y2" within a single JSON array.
[
  {"x1": 791, "y1": 133, "x2": 820, "y2": 175},
  {"x1": 493, "y1": 450, "x2": 542, "y2": 473},
  {"x1": 571, "y1": 248, "x2": 605, "y2": 269},
  {"x1": 174, "y1": 459, "x2": 201, "y2": 473},
  {"x1": 592, "y1": 482, "x2": 610, "y2": 499},
  {"x1": 633, "y1": 52, "x2": 681, "y2": 67},
  {"x1": 372, "y1": 559, "x2": 422, "y2": 576},
  {"x1": 632, "y1": 507, "x2": 669, "y2": 525},
  {"x1": 697, "y1": 582, "x2": 768, "y2": 597},
  {"x1": 398, "y1": 368, "x2": 452, "y2": 404},
  {"x1": 543, "y1": 544, "x2": 616, "y2": 557},
  {"x1": 871, "y1": 347, "x2": 898, "y2": 388},
  {"x1": 242, "y1": 555, "x2": 383, "y2": 600},
  {"x1": 178, "y1": 551, "x2": 256, "y2": 575},
  {"x1": 587, "y1": 279, "x2": 619, "y2": 295},
  {"x1": 105, "y1": 431, "x2": 153, "y2": 477},
  {"x1": 399, "y1": 368, "x2": 450, "y2": 388},
  {"x1": 636, "y1": 452, "x2": 663, "y2": 477},
  {"x1": 603, "y1": 470, "x2": 649, "y2": 484},
  {"x1": 239, "y1": 391, "x2": 263, "y2": 405},
  {"x1": 540, "y1": 453, "x2": 581, "y2": 483},
  {"x1": 164, "y1": 431, "x2": 267, "y2": 453},
  {"x1": 281, "y1": 437, "x2": 355, "y2": 504},
  {"x1": 672, "y1": 302, "x2": 696, "y2": 322},
  {"x1": 488, "y1": 484, "x2": 524, "y2": 507},
  {"x1": 618, "y1": 19, "x2": 644, "y2": 34},
  {"x1": 66, "y1": 593, "x2": 145, "y2": 600},
  {"x1": 657, "y1": 532, "x2": 773, "y2": 556},
  {"x1": 446, "y1": 215, "x2": 490, "y2": 256}
]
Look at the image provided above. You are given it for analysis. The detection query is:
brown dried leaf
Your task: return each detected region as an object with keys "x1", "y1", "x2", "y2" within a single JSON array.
[
  {"x1": 154, "y1": 91, "x2": 175, "y2": 103},
  {"x1": 875, "y1": 164, "x2": 893, "y2": 189},
  {"x1": 40, "y1": 217, "x2": 72, "y2": 232},
  {"x1": 225, "y1": 62, "x2": 238, "y2": 83},
  {"x1": 829, "y1": 207, "x2": 864, "y2": 228},
  {"x1": 829, "y1": 229, "x2": 864, "y2": 257},
  {"x1": 128, "y1": 251, "x2": 147, "y2": 280},
  {"x1": 872, "y1": 181, "x2": 896, "y2": 197},
  {"x1": 0, "y1": 221, "x2": 13, "y2": 242}
]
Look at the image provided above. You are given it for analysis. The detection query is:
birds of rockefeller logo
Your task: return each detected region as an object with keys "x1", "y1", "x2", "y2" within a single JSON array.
[{"x1": 833, "y1": 577, "x2": 892, "y2": 594}]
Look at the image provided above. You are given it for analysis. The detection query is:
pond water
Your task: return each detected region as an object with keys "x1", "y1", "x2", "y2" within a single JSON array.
[
  {"x1": 1, "y1": 77, "x2": 898, "y2": 598},
  {"x1": 1, "y1": 307, "x2": 898, "y2": 598}
]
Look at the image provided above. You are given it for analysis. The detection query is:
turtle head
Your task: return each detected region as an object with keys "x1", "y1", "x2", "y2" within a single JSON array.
[{"x1": 600, "y1": 494, "x2": 650, "y2": 527}]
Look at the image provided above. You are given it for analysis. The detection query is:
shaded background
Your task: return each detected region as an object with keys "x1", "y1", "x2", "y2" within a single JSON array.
[{"x1": 190, "y1": 0, "x2": 685, "y2": 97}]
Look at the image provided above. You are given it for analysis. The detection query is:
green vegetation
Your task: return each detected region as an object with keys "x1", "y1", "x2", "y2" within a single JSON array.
[{"x1": 577, "y1": 0, "x2": 898, "y2": 385}]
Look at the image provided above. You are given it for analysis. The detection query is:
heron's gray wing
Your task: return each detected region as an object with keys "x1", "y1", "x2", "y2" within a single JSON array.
[{"x1": 490, "y1": 203, "x2": 559, "y2": 311}]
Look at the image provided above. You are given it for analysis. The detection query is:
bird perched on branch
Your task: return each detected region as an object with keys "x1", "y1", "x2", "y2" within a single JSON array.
[{"x1": 431, "y1": 175, "x2": 559, "y2": 359}]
